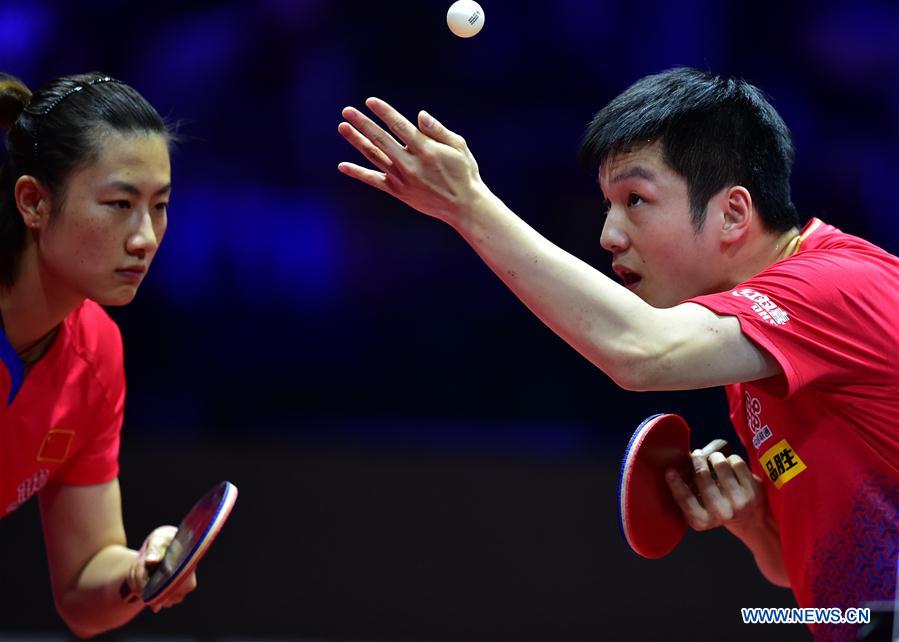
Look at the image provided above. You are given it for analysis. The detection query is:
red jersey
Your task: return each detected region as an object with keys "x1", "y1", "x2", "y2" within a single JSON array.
[
  {"x1": 689, "y1": 219, "x2": 899, "y2": 640},
  {"x1": 0, "y1": 300, "x2": 124, "y2": 517}
]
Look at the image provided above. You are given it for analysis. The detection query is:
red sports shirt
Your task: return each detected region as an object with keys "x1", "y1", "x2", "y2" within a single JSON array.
[
  {"x1": 0, "y1": 300, "x2": 124, "y2": 517},
  {"x1": 689, "y1": 219, "x2": 899, "y2": 640}
]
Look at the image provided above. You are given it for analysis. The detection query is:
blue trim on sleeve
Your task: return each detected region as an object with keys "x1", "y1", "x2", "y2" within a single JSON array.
[{"x1": 0, "y1": 329, "x2": 24, "y2": 406}]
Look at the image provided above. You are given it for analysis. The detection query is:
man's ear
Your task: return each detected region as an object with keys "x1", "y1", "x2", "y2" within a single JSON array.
[
  {"x1": 14, "y1": 175, "x2": 52, "y2": 230},
  {"x1": 721, "y1": 185, "x2": 753, "y2": 243}
]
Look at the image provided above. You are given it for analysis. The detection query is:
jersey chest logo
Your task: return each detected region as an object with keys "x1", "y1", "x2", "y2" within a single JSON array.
[
  {"x1": 759, "y1": 439, "x2": 807, "y2": 489},
  {"x1": 745, "y1": 392, "x2": 774, "y2": 449},
  {"x1": 743, "y1": 392, "x2": 808, "y2": 489}
]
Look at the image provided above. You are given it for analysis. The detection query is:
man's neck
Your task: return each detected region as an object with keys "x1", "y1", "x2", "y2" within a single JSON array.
[
  {"x1": 772, "y1": 226, "x2": 804, "y2": 262},
  {"x1": 726, "y1": 225, "x2": 803, "y2": 289}
]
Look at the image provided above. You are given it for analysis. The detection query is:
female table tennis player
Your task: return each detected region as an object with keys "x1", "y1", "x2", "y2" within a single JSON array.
[{"x1": 0, "y1": 72, "x2": 194, "y2": 636}]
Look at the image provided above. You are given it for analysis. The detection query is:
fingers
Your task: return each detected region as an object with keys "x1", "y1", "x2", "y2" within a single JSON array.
[
  {"x1": 131, "y1": 525, "x2": 201, "y2": 614},
  {"x1": 365, "y1": 97, "x2": 428, "y2": 151},
  {"x1": 665, "y1": 468, "x2": 711, "y2": 530},
  {"x1": 151, "y1": 572, "x2": 197, "y2": 614},
  {"x1": 708, "y1": 452, "x2": 745, "y2": 504},
  {"x1": 691, "y1": 449, "x2": 732, "y2": 522},
  {"x1": 669, "y1": 445, "x2": 766, "y2": 534},
  {"x1": 720, "y1": 455, "x2": 766, "y2": 518},
  {"x1": 729, "y1": 455, "x2": 758, "y2": 489},
  {"x1": 337, "y1": 162, "x2": 395, "y2": 195},
  {"x1": 127, "y1": 525, "x2": 178, "y2": 596},
  {"x1": 417, "y1": 109, "x2": 467, "y2": 151},
  {"x1": 341, "y1": 105, "x2": 407, "y2": 162},
  {"x1": 337, "y1": 122, "x2": 394, "y2": 174},
  {"x1": 145, "y1": 525, "x2": 177, "y2": 565},
  {"x1": 339, "y1": 99, "x2": 467, "y2": 165}
]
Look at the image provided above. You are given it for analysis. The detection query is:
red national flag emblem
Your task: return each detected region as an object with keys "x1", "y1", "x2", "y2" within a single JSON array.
[{"x1": 37, "y1": 430, "x2": 75, "y2": 463}]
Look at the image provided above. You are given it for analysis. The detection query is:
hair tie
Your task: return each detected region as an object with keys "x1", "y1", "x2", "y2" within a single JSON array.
[{"x1": 33, "y1": 76, "x2": 125, "y2": 164}]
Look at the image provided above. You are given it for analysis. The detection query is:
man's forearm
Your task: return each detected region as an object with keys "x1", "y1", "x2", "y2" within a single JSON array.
[
  {"x1": 726, "y1": 513, "x2": 791, "y2": 588},
  {"x1": 452, "y1": 190, "x2": 663, "y2": 389},
  {"x1": 55, "y1": 544, "x2": 143, "y2": 638}
]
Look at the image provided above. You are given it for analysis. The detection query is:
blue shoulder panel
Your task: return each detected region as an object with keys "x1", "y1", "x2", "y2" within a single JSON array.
[{"x1": 0, "y1": 329, "x2": 24, "y2": 406}]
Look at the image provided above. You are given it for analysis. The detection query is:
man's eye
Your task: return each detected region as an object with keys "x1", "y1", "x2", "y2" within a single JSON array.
[
  {"x1": 106, "y1": 200, "x2": 131, "y2": 210},
  {"x1": 627, "y1": 193, "x2": 644, "y2": 207}
]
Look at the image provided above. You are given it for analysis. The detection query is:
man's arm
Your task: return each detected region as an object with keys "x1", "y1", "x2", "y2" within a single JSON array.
[
  {"x1": 39, "y1": 479, "x2": 196, "y2": 638},
  {"x1": 338, "y1": 99, "x2": 780, "y2": 391},
  {"x1": 452, "y1": 190, "x2": 779, "y2": 390}
]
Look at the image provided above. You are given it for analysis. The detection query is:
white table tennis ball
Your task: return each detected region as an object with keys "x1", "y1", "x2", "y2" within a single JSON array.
[{"x1": 447, "y1": 0, "x2": 485, "y2": 38}]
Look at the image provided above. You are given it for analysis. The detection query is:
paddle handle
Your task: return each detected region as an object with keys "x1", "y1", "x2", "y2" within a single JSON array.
[
  {"x1": 693, "y1": 439, "x2": 733, "y2": 483},
  {"x1": 699, "y1": 438, "x2": 731, "y2": 458}
]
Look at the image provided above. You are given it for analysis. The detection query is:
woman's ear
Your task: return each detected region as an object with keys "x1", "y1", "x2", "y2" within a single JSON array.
[{"x1": 14, "y1": 175, "x2": 51, "y2": 230}]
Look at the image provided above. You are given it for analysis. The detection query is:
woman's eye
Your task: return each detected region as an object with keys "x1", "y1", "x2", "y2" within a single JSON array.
[
  {"x1": 155, "y1": 202, "x2": 168, "y2": 212},
  {"x1": 106, "y1": 200, "x2": 131, "y2": 210},
  {"x1": 627, "y1": 193, "x2": 644, "y2": 207}
]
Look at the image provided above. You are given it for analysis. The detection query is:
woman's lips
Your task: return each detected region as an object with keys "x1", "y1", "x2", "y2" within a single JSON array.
[{"x1": 116, "y1": 265, "x2": 146, "y2": 282}]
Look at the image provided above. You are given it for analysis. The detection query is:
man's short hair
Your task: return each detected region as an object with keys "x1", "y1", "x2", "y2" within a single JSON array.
[{"x1": 580, "y1": 67, "x2": 800, "y2": 233}]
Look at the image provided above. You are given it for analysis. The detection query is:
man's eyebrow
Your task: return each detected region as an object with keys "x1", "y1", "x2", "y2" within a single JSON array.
[
  {"x1": 610, "y1": 166, "x2": 656, "y2": 184},
  {"x1": 105, "y1": 180, "x2": 171, "y2": 196}
]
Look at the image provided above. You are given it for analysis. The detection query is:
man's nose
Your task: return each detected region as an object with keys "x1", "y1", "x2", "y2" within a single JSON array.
[{"x1": 600, "y1": 208, "x2": 630, "y2": 254}]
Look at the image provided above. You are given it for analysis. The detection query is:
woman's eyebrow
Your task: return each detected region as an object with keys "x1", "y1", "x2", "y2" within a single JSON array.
[{"x1": 103, "y1": 180, "x2": 171, "y2": 196}]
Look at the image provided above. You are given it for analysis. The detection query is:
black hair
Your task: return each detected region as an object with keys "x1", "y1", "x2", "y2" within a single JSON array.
[
  {"x1": 0, "y1": 71, "x2": 171, "y2": 287},
  {"x1": 580, "y1": 67, "x2": 799, "y2": 233}
]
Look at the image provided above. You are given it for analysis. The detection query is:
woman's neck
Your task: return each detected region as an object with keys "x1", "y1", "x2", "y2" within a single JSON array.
[{"x1": 1, "y1": 244, "x2": 83, "y2": 354}]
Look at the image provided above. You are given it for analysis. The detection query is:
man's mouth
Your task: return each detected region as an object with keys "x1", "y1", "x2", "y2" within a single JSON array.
[{"x1": 613, "y1": 265, "x2": 643, "y2": 289}]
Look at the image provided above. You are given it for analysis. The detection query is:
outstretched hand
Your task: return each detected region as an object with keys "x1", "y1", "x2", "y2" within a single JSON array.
[{"x1": 338, "y1": 97, "x2": 490, "y2": 225}]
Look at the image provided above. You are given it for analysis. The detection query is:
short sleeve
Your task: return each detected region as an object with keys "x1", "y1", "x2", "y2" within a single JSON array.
[
  {"x1": 688, "y1": 248, "x2": 899, "y2": 399},
  {"x1": 54, "y1": 309, "x2": 125, "y2": 485}
]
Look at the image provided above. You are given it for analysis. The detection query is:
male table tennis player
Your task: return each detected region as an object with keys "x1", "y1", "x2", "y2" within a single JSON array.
[{"x1": 338, "y1": 68, "x2": 899, "y2": 640}]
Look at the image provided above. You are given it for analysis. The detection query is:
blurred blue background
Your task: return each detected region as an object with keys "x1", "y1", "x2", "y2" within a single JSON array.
[{"x1": 1, "y1": 1, "x2": 897, "y2": 640}]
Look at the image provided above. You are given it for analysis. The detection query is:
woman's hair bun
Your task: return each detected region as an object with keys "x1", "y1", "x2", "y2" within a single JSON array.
[{"x1": 0, "y1": 74, "x2": 32, "y2": 130}]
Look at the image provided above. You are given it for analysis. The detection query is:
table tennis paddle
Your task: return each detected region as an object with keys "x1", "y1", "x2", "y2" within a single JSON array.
[
  {"x1": 120, "y1": 480, "x2": 238, "y2": 606},
  {"x1": 617, "y1": 414, "x2": 728, "y2": 559}
]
